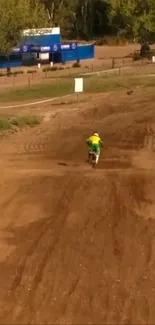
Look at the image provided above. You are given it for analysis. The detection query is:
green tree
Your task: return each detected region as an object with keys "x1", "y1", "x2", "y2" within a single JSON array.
[
  {"x1": 42, "y1": 0, "x2": 76, "y2": 36},
  {"x1": 109, "y1": 0, "x2": 155, "y2": 43},
  {"x1": 42, "y1": 0, "x2": 110, "y2": 39},
  {"x1": 0, "y1": 0, "x2": 47, "y2": 54}
]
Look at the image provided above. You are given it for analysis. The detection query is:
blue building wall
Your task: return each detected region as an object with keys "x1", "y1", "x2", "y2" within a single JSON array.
[
  {"x1": 61, "y1": 50, "x2": 77, "y2": 63},
  {"x1": 77, "y1": 44, "x2": 94, "y2": 60},
  {"x1": 61, "y1": 45, "x2": 94, "y2": 63},
  {"x1": 0, "y1": 61, "x2": 22, "y2": 69},
  {"x1": 0, "y1": 29, "x2": 94, "y2": 69}
]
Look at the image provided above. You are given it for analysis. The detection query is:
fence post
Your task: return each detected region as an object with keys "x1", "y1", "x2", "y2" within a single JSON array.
[
  {"x1": 28, "y1": 75, "x2": 31, "y2": 88},
  {"x1": 112, "y1": 58, "x2": 115, "y2": 69},
  {"x1": 13, "y1": 74, "x2": 15, "y2": 87},
  {"x1": 45, "y1": 69, "x2": 47, "y2": 78}
]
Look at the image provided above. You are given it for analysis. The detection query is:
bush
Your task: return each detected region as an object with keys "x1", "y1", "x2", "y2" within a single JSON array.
[
  {"x1": 0, "y1": 118, "x2": 11, "y2": 130},
  {"x1": 50, "y1": 66, "x2": 58, "y2": 71},
  {"x1": 95, "y1": 38, "x2": 105, "y2": 46},
  {"x1": 95, "y1": 36, "x2": 132, "y2": 46},
  {"x1": 133, "y1": 51, "x2": 141, "y2": 61},
  {"x1": 7, "y1": 72, "x2": 12, "y2": 77},
  {"x1": 13, "y1": 70, "x2": 24, "y2": 75},
  {"x1": 27, "y1": 70, "x2": 37, "y2": 74},
  {"x1": 7, "y1": 71, "x2": 24, "y2": 77},
  {"x1": 72, "y1": 62, "x2": 81, "y2": 68},
  {"x1": 43, "y1": 66, "x2": 58, "y2": 72}
]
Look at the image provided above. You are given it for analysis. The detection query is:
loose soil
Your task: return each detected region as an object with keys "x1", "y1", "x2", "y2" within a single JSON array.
[{"x1": 0, "y1": 88, "x2": 155, "y2": 324}]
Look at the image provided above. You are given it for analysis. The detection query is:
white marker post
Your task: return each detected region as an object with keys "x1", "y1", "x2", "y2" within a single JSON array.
[
  {"x1": 74, "y1": 78, "x2": 83, "y2": 102},
  {"x1": 152, "y1": 56, "x2": 155, "y2": 63}
]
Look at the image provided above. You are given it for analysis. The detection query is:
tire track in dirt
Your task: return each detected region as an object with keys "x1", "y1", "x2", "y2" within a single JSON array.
[
  {"x1": 15, "y1": 129, "x2": 51, "y2": 155},
  {"x1": 22, "y1": 138, "x2": 49, "y2": 154},
  {"x1": 0, "y1": 174, "x2": 85, "y2": 323},
  {"x1": 98, "y1": 171, "x2": 155, "y2": 324},
  {"x1": 29, "y1": 176, "x2": 77, "y2": 299},
  {"x1": 1, "y1": 165, "x2": 155, "y2": 324}
]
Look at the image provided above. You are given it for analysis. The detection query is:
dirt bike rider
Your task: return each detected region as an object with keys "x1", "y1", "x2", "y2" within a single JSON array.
[{"x1": 87, "y1": 132, "x2": 103, "y2": 164}]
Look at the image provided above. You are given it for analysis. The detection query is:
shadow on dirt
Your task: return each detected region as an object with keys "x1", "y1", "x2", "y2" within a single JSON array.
[
  {"x1": 58, "y1": 162, "x2": 68, "y2": 166},
  {"x1": 58, "y1": 159, "x2": 131, "y2": 170}
]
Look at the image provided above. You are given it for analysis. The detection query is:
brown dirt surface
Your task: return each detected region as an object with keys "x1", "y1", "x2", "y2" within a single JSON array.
[
  {"x1": 1, "y1": 88, "x2": 155, "y2": 324},
  {"x1": 95, "y1": 44, "x2": 138, "y2": 58}
]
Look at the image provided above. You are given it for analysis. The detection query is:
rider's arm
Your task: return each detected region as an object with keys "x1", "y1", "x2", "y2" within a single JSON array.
[{"x1": 87, "y1": 138, "x2": 91, "y2": 145}]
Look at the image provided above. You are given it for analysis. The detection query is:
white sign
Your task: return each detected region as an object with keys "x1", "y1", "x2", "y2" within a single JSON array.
[
  {"x1": 74, "y1": 78, "x2": 83, "y2": 93},
  {"x1": 152, "y1": 56, "x2": 155, "y2": 63},
  {"x1": 40, "y1": 46, "x2": 50, "y2": 52},
  {"x1": 22, "y1": 27, "x2": 60, "y2": 36},
  {"x1": 39, "y1": 53, "x2": 49, "y2": 60},
  {"x1": 13, "y1": 48, "x2": 20, "y2": 52},
  {"x1": 61, "y1": 44, "x2": 70, "y2": 50}
]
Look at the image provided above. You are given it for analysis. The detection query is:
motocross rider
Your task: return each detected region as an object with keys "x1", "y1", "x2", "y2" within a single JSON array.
[{"x1": 86, "y1": 132, "x2": 103, "y2": 164}]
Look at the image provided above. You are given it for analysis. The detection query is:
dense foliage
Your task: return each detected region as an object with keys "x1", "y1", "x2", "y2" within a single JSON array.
[
  {"x1": 0, "y1": 0, "x2": 47, "y2": 54},
  {"x1": 42, "y1": 0, "x2": 155, "y2": 42},
  {"x1": 0, "y1": 0, "x2": 155, "y2": 53}
]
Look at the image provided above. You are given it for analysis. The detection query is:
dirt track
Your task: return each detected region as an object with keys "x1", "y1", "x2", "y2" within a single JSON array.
[{"x1": 0, "y1": 89, "x2": 155, "y2": 324}]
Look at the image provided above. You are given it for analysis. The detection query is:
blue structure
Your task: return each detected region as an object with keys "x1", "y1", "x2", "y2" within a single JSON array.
[{"x1": 0, "y1": 27, "x2": 94, "y2": 68}]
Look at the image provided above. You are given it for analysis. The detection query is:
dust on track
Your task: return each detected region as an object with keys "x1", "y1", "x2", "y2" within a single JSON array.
[{"x1": 0, "y1": 89, "x2": 155, "y2": 324}]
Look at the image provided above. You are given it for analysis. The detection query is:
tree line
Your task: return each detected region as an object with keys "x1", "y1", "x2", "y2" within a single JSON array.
[{"x1": 0, "y1": 0, "x2": 155, "y2": 54}]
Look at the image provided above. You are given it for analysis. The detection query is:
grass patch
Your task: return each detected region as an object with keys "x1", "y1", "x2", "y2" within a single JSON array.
[
  {"x1": 11, "y1": 115, "x2": 41, "y2": 128},
  {"x1": 1, "y1": 74, "x2": 155, "y2": 103},
  {"x1": 84, "y1": 74, "x2": 155, "y2": 93},
  {"x1": 0, "y1": 115, "x2": 40, "y2": 132},
  {"x1": 0, "y1": 118, "x2": 12, "y2": 131},
  {"x1": 0, "y1": 79, "x2": 73, "y2": 102}
]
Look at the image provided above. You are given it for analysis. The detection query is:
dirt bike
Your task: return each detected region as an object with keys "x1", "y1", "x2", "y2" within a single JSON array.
[{"x1": 89, "y1": 151, "x2": 97, "y2": 168}]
